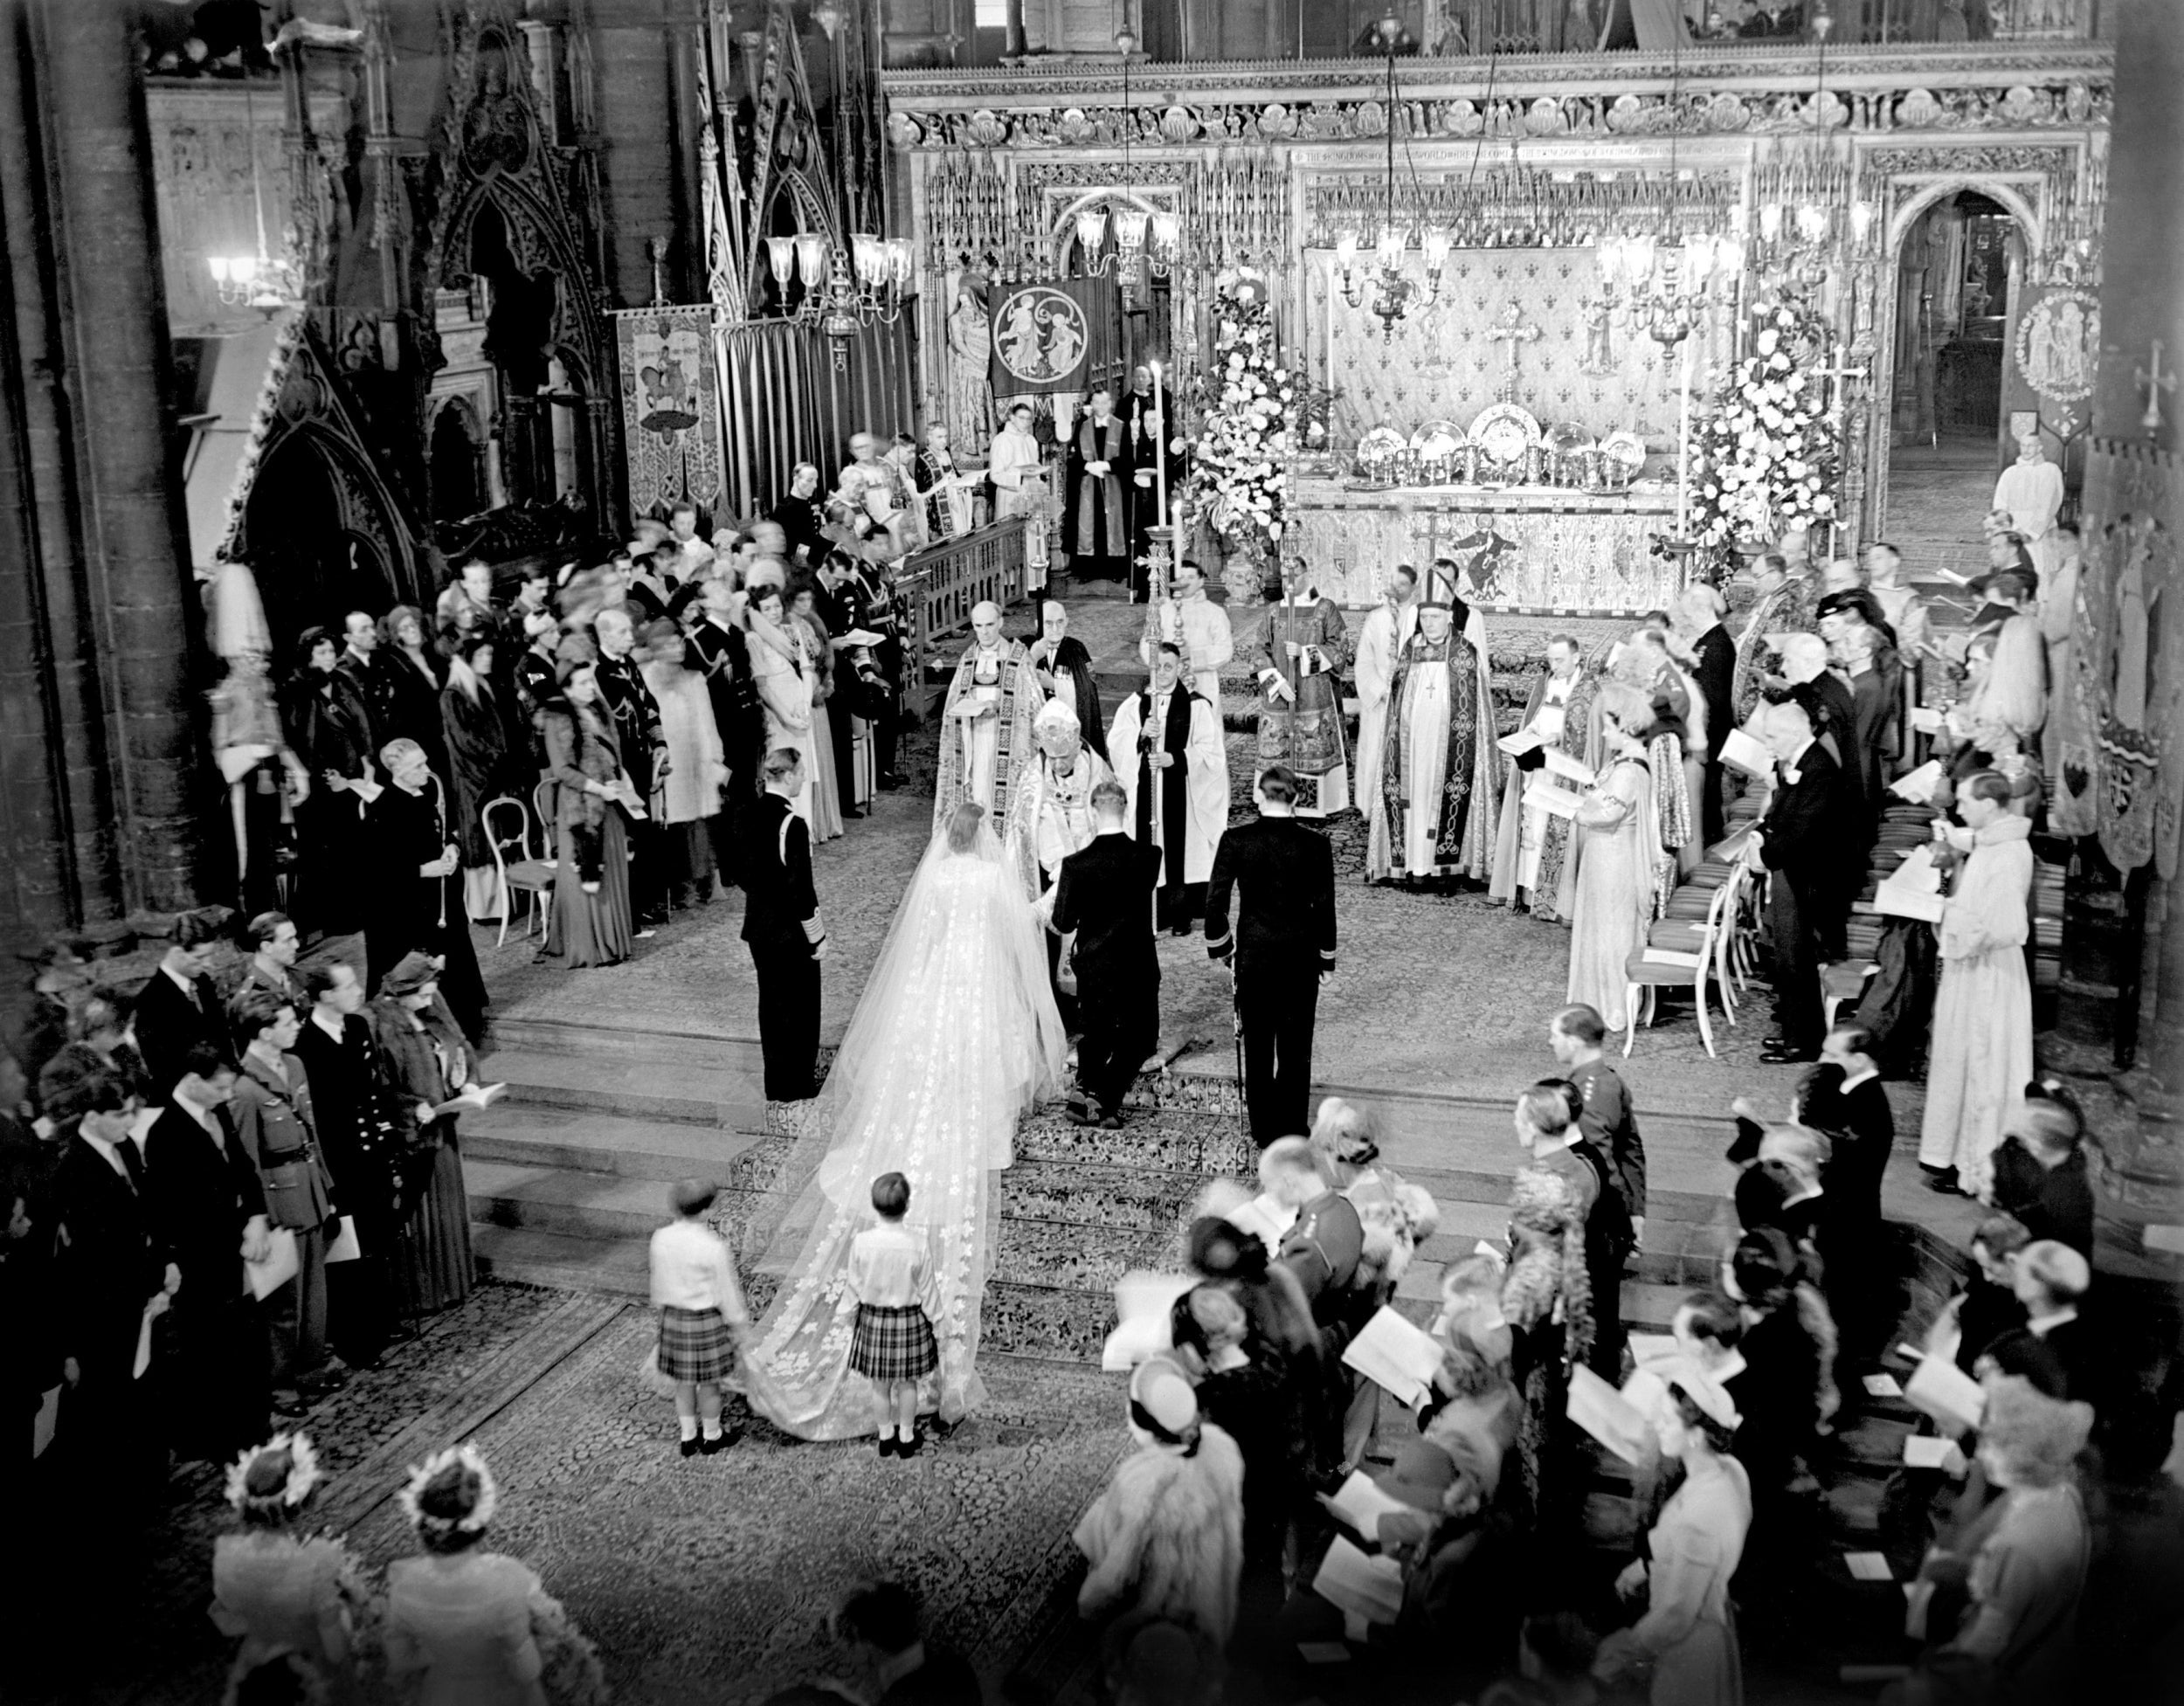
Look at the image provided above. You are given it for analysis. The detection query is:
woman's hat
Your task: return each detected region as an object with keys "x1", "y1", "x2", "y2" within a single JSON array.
[
  {"x1": 379, "y1": 951, "x2": 439, "y2": 997},
  {"x1": 1670, "y1": 1370, "x2": 1743, "y2": 1433},
  {"x1": 639, "y1": 618, "x2": 682, "y2": 652},
  {"x1": 1129, "y1": 1357, "x2": 1199, "y2": 1437}
]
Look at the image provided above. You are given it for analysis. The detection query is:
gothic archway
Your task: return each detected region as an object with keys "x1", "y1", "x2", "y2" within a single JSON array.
[
  {"x1": 1861, "y1": 166, "x2": 2055, "y2": 538},
  {"x1": 430, "y1": 397, "x2": 488, "y2": 527},
  {"x1": 244, "y1": 429, "x2": 404, "y2": 650},
  {"x1": 427, "y1": 17, "x2": 611, "y2": 531}
]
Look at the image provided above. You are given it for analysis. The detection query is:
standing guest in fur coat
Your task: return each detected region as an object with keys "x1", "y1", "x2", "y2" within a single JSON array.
[{"x1": 1075, "y1": 1356, "x2": 1247, "y2": 1650}]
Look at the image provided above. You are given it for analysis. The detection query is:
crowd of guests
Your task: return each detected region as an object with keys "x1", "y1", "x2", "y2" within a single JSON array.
[
  {"x1": 1487, "y1": 514, "x2": 2066, "y2": 1222},
  {"x1": 1063, "y1": 993, "x2": 2145, "y2": 1706},
  {"x1": 238, "y1": 441, "x2": 942, "y2": 982}
]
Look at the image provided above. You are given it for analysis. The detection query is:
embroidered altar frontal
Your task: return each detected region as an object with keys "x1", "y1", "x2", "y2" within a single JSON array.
[{"x1": 1289, "y1": 480, "x2": 1685, "y2": 616}]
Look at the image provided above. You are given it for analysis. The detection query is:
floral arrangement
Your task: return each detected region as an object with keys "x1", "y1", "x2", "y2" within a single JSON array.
[
  {"x1": 1686, "y1": 300, "x2": 1840, "y2": 552},
  {"x1": 1186, "y1": 266, "x2": 1296, "y2": 557}
]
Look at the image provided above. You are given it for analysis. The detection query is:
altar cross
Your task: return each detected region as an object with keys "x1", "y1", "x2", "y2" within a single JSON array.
[
  {"x1": 1811, "y1": 342, "x2": 1871, "y2": 551},
  {"x1": 1488, "y1": 303, "x2": 1541, "y2": 402},
  {"x1": 2137, "y1": 340, "x2": 2175, "y2": 438}
]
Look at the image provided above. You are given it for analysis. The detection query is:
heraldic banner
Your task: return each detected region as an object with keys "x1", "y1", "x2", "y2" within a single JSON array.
[
  {"x1": 986, "y1": 278, "x2": 1107, "y2": 397},
  {"x1": 614, "y1": 307, "x2": 724, "y2": 521}
]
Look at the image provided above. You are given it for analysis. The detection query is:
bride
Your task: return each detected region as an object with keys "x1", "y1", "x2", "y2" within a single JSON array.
[{"x1": 738, "y1": 801, "x2": 1068, "y2": 1440}]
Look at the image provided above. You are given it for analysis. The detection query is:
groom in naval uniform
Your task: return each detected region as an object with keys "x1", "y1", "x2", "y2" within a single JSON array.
[
  {"x1": 1050, "y1": 778, "x2": 1161, "y2": 1129},
  {"x1": 1204, "y1": 763, "x2": 1337, "y2": 1146},
  {"x1": 741, "y1": 748, "x2": 827, "y2": 1102}
]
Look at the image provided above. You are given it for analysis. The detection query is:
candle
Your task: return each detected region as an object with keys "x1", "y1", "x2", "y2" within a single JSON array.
[{"x1": 1149, "y1": 359, "x2": 1170, "y2": 530}]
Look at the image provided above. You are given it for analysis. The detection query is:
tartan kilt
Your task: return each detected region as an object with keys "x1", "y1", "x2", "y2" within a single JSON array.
[
  {"x1": 847, "y1": 1302, "x2": 938, "y2": 1384},
  {"x1": 657, "y1": 1305, "x2": 737, "y2": 1384}
]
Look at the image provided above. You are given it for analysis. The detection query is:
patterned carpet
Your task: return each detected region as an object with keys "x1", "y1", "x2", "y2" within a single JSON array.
[{"x1": 33, "y1": 1282, "x2": 1123, "y2": 1706}]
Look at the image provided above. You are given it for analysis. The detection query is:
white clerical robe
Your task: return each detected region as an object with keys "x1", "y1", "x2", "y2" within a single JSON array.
[
  {"x1": 1517, "y1": 673, "x2": 1579, "y2": 896},
  {"x1": 954, "y1": 647, "x2": 1009, "y2": 809},
  {"x1": 1353, "y1": 600, "x2": 1420, "y2": 825},
  {"x1": 1391, "y1": 658, "x2": 1453, "y2": 879},
  {"x1": 1109, "y1": 687, "x2": 1228, "y2": 885},
  {"x1": 1140, "y1": 594, "x2": 1235, "y2": 706},
  {"x1": 1994, "y1": 457, "x2": 2063, "y2": 548}
]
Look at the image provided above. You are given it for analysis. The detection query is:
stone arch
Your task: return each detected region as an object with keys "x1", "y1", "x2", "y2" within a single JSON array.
[
  {"x1": 1865, "y1": 174, "x2": 2050, "y2": 535},
  {"x1": 429, "y1": 395, "x2": 489, "y2": 527},
  {"x1": 238, "y1": 425, "x2": 411, "y2": 651}
]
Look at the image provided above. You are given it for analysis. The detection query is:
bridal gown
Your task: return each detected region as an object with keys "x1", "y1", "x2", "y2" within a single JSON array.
[{"x1": 737, "y1": 824, "x2": 1067, "y2": 1440}]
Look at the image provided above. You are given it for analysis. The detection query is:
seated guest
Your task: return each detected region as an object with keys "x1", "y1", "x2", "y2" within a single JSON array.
[
  {"x1": 1938, "y1": 1213, "x2": 2033, "y2": 1378},
  {"x1": 828, "y1": 1580, "x2": 983, "y2": 1706},
  {"x1": 142, "y1": 1044, "x2": 271, "y2": 1462},
  {"x1": 1989, "y1": 1096, "x2": 2094, "y2": 1260},
  {"x1": 1982, "y1": 1240, "x2": 2096, "y2": 1406},
  {"x1": 1883, "y1": 1377, "x2": 2095, "y2": 1706},
  {"x1": 1168, "y1": 1284, "x2": 1297, "y2": 1573},
  {"x1": 134, "y1": 909, "x2": 230, "y2": 1098},
  {"x1": 1075, "y1": 1357, "x2": 1246, "y2": 1650},
  {"x1": 1514, "y1": 1079, "x2": 1631, "y2": 1379},
  {"x1": 1722, "y1": 1227, "x2": 1834, "y2": 1619},
  {"x1": 1593, "y1": 1378, "x2": 1752, "y2": 1706}
]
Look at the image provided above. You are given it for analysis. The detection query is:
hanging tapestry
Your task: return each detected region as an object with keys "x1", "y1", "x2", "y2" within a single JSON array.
[
  {"x1": 986, "y1": 279, "x2": 1105, "y2": 397},
  {"x1": 614, "y1": 307, "x2": 724, "y2": 520}
]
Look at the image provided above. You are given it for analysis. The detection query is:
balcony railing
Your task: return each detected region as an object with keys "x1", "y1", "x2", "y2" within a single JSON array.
[{"x1": 883, "y1": 0, "x2": 2100, "y2": 69}]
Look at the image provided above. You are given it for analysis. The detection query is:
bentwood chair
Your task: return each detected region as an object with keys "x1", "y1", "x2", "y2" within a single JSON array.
[{"x1": 483, "y1": 795, "x2": 556, "y2": 946}]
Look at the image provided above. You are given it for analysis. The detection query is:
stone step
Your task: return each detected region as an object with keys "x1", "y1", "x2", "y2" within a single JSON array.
[
  {"x1": 464, "y1": 1108, "x2": 770, "y2": 1182},
  {"x1": 480, "y1": 1046, "x2": 770, "y2": 1129}
]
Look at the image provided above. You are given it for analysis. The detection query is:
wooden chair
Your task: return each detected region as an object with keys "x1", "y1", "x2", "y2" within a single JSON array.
[
  {"x1": 483, "y1": 795, "x2": 556, "y2": 946},
  {"x1": 1821, "y1": 958, "x2": 1881, "y2": 1033},
  {"x1": 1622, "y1": 873, "x2": 1735, "y2": 1060}
]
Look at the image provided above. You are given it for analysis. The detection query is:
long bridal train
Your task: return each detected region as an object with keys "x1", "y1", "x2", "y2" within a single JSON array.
[{"x1": 735, "y1": 805, "x2": 1068, "y2": 1441}]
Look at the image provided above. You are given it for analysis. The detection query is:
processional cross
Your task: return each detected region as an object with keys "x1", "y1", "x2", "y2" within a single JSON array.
[
  {"x1": 1808, "y1": 342, "x2": 1872, "y2": 549},
  {"x1": 1488, "y1": 303, "x2": 1541, "y2": 402}
]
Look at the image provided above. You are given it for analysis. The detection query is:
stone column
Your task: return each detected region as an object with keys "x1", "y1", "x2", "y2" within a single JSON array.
[{"x1": 37, "y1": 0, "x2": 206, "y2": 915}]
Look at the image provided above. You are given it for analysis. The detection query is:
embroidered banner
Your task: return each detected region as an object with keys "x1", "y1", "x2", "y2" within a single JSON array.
[
  {"x1": 614, "y1": 307, "x2": 723, "y2": 521},
  {"x1": 987, "y1": 279, "x2": 1104, "y2": 397}
]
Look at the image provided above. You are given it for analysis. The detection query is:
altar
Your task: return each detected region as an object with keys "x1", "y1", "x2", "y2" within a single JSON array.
[{"x1": 1289, "y1": 479, "x2": 1685, "y2": 613}]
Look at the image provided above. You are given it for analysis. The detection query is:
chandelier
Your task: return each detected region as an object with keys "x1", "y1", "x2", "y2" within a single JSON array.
[
  {"x1": 207, "y1": 76, "x2": 304, "y2": 315},
  {"x1": 1594, "y1": 227, "x2": 1745, "y2": 349},
  {"x1": 764, "y1": 231, "x2": 915, "y2": 336},
  {"x1": 1330, "y1": 13, "x2": 1448, "y2": 341},
  {"x1": 1074, "y1": 204, "x2": 1183, "y2": 281}
]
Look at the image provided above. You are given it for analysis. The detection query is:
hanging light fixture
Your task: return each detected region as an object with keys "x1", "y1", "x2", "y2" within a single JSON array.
[
  {"x1": 207, "y1": 76, "x2": 303, "y2": 314},
  {"x1": 1330, "y1": 14, "x2": 1448, "y2": 340}
]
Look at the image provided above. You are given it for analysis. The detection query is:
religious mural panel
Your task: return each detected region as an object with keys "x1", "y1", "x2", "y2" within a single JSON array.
[{"x1": 1306, "y1": 248, "x2": 1730, "y2": 468}]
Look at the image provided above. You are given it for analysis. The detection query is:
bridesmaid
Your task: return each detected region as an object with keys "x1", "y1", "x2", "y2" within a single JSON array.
[
  {"x1": 1593, "y1": 1378, "x2": 1752, "y2": 1706},
  {"x1": 1565, "y1": 680, "x2": 1659, "y2": 1034},
  {"x1": 386, "y1": 1446, "x2": 606, "y2": 1706},
  {"x1": 370, "y1": 953, "x2": 480, "y2": 1316},
  {"x1": 212, "y1": 1433, "x2": 371, "y2": 1700}
]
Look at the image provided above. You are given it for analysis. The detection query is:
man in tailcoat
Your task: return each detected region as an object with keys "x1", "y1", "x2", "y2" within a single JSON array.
[
  {"x1": 740, "y1": 748, "x2": 826, "y2": 1102},
  {"x1": 1744, "y1": 699, "x2": 1855, "y2": 1065}
]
